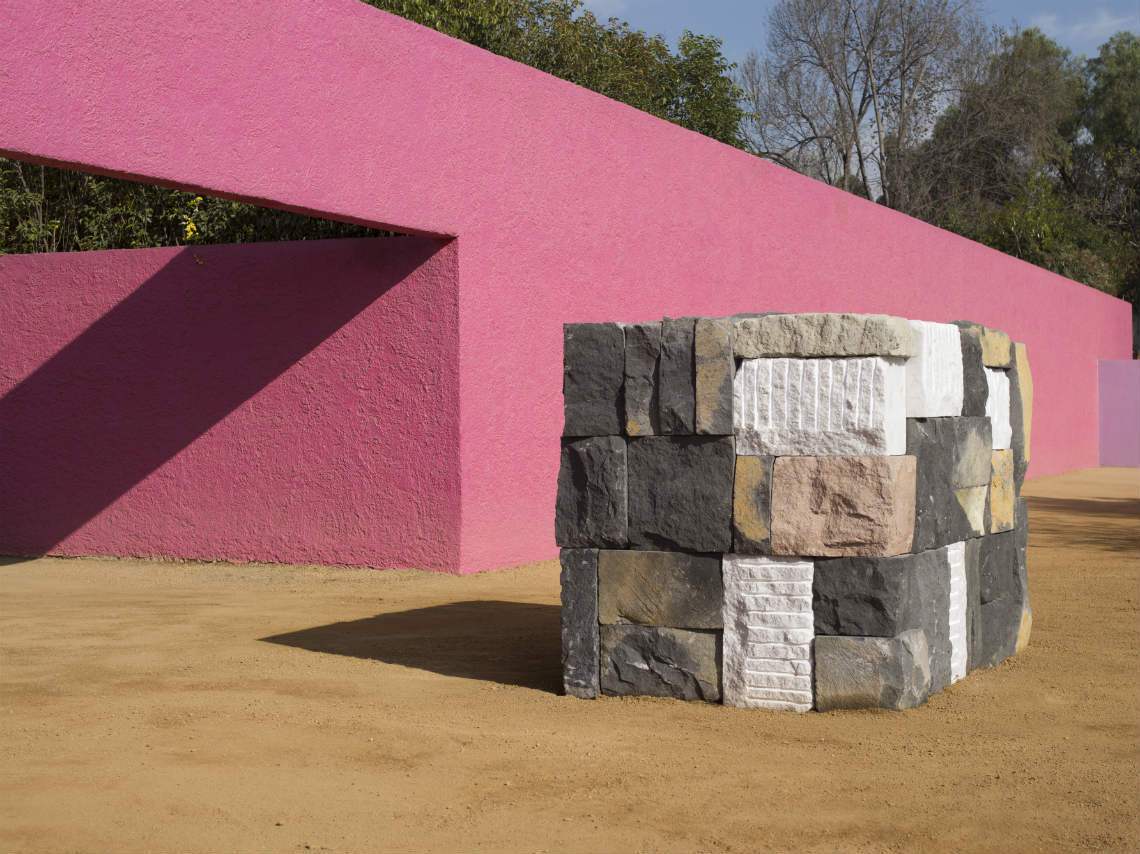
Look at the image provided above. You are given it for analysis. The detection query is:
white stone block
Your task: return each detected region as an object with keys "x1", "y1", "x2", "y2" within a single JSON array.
[
  {"x1": 734, "y1": 356, "x2": 906, "y2": 456},
  {"x1": 905, "y1": 321, "x2": 964, "y2": 417},
  {"x1": 948, "y1": 541, "x2": 968, "y2": 683},
  {"x1": 985, "y1": 369, "x2": 1012, "y2": 449},
  {"x1": 723, "y1": 556, "x2": 815, "y2": 711}
]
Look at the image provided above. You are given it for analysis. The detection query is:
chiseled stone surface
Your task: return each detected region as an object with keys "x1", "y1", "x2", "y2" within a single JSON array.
[
  {"x1": 734, "y1": 356, "x2": 906, "y2": 456},
  {"x1": 734, "y1": 313, "x2": 916, "y2": 358},
  {"x1": 958, "y1": 323, "x2": 989, "y2": 416},
  {"x1": 555, "y1": 436, "x2": 627, "y2": 548},
  {"x1": 947, "y1": 541, "x2": 968, "y2": 683},
  {"x1": 732, "y1": 454, "x2": 774, "y2": 554},
  {"x1": 627, "y1": 436, "x2": 734, "y2": 552},
  {"x1": 722, "y1": 556, "x2": 814, "y2": 711},
  {"x1": 986, "y1": 449, "x2": 1015, "y2": 533},
  {"x1": 812, "y1": 547, "x2": 951, "y2": 692},
  {"x1": 907, "y1": 416, "x2": 992, "y2": 551},
  {"x1": 560, "y1": 549, "x2": 599, "y2": 699},
  {"x1": 694, "y1": 317, "x2": 734, "y2": 435},
  {"x1": 965, "y1": 531, "x2": 1023, "y2": 670},
  {"x1": 953, "y1": 321, "x2": 1012, "y2": 367},
  {"x1": 985, "y1": 368, "x2": 1013, "y2": 449},
  {"x1": 658, "y1": 317, "x2": 696, "y2": 435},
  {"x1": 597, "y1": 550, "x2": 723, "y2": 628},
  {"x1": 563, "y1": 323, "x2": 624, "y2": 436},
  {"x1": 814, "y1": 629, "x2": 932, "y2": 711},
  {"x1": 770, "y1": 455, "x2": 916, "y2": 557},
  {"x1": 1010, "y1": 342, "x2": 1034, "y2": 489},
  {"x1": 599, "y1": 625, "x2": 721, "y2": 701},
  {"x1": 905, "y1": 320, "x2": 964, "y2": 417},
  {"x1": 623, "y1": 322, "x2": 661, "y2": 437}
]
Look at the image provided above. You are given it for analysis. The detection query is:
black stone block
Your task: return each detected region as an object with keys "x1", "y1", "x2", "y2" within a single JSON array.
[
  {"x1": 813, "y1": 547, "x2": 951, "y2": 692},
  {"x1": 623, "y1": 322, "x2": 661, "y2": 437},
  {"x1": 958, "y1": 324, "x2": 988, "y2": 416},
  {"x1": 658, "y1": 316, "x2": 696, "y2": 435},
  {"x1": 563, "y1": 322, "x2": 624, "y2": 437},
  {"x1": 560, "y1": 549, "x2": 599, "y2": 698},
  {"x1": 555, "y1": 436, "x2": 627, "y2": 548},
  {"x1": 627, "y1": 436, "x2": 734, "y2": 552},
  {"x1": 599, "y1": 625, "x2": 721, "y2": 701},
  {"x1": 907, "y1": 417, "x2": 992, "y2": 551}
]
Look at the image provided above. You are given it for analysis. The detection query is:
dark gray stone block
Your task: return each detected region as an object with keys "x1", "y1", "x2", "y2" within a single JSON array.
[
  {"x1": 563, "y1": 322, "x2": 625, "y2": 437},
  {"x1": 658, "y1": 317, "x2": 696, "y2": 435},
  {"x1": 965, "y1": 537, "x2": 984, "y2": 672},
  {"x1": 977, "y1": 596, "x2": 1021, "y2": 669},
  {"x1": 1009, "y1": 344, "x2": 1031, "y2": 491},
  {"x1": 627, "y1": 436, "x2": 734, "y2": 552},
  {"x1": 958, "y1": 324, "x2": 989, "y2": 416},
  {"x1": 813, "y1": 547, "x2": 951, "y2": 692},
  {"x1": 907, "y1": 417, "x2": 992, "y2": 551},
  {"x1": 600, "y1": 625, "x2": 721, "y2": 701},
  {"x1": 560, "y1": 549, "x2": 599, "y2": 698},
  {"x1": 598, "y1": 550, "x2": 723, "y2": 628},
  {"x1": 623, "y1": 322, "x2": 661, "y2": 437},
  {"x1": 555, "y1": 436, "x2": 627, "y2": 548},
  {"x1": 732, "y1": 454, "x2": 774, "y2": 554},
  {"x1": 813, "y1": 629, "x2": 932, "y2": 711},
  {"x1": 694, "y1": 317, "x2": 734, "y2": 435},
  {"x1": 977, "y1": 530, "x2": 1018, "y2": 605}
]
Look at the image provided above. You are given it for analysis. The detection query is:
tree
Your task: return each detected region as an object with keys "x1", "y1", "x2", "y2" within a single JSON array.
[{"x1": 739, "y1": 0, "x2": 988, "y2": 206}]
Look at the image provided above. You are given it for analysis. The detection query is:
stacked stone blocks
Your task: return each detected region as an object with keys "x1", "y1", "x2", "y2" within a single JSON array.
[{"x1": 558, "y1": 313, "x2": 1033, "y2": 710}]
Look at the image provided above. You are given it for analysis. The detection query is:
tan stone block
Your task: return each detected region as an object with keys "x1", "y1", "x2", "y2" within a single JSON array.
[
  {"x1": 770, "y1": 455, "x2": 916, "y2": 557},
  {"x1": 694, "y1": 317, "x2": 734, "y2": 435},
  {"x1": 1013, "y1": 341, "x2": 1033, "y2": 464},
  {"x1": 988, "y1": 449, "x2": 1015, "y2": 533},
  {"x1": 1016, "y1": 601, "x2": 1033, "y2": 653},
  {"x1": 954, "y1": 485, "x2": 988, "y2": 536},
  {"x1": 734, "y1": 313, "x2": 915, "y2": 358},
  {"x1": 954, "y1": 321, "x2": 1012, "y2": 367},
  {"x1": 732, "y1": 454, "x2": 773, "y2": 553}
]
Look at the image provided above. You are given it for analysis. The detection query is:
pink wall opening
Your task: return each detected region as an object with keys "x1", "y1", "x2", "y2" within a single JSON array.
[
  {"x1": 0, "y1": 0, "x2": 1133, "y2": 572},
  {"x1": 1098, "y1": 361, "x2": 1140, "y2": 467},
  {"x1": 0, "y1": 237, "x2": 460, "y2": 570}
]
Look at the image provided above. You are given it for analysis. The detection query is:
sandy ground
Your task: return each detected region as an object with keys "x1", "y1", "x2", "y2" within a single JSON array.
[{"x1": 1, "y1": 467, "x2": 1137, "y2": 854}]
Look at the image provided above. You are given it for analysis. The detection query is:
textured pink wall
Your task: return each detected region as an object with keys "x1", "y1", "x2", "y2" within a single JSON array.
[
  {"x1": 0, "y1": 0, "x2": 1132, "y2": 572},
  {"x1": 1099, "y1": 361, "x2": 1140, "y2": 467},
  {"x1": 0, "y1": 238, "x2": 460, "y2": 570}
]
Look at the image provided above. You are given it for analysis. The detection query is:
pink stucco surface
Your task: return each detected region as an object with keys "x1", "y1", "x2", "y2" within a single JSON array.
[
  {"x1": 1098, "y1": 361, "x2": 1140, "y2": 467},
  {"x1": 0, "y1": 238, "x2": 461, "y2": 569},
  {"x1": 0, "y1": 0, "x2": 1133, "y2": 572}
]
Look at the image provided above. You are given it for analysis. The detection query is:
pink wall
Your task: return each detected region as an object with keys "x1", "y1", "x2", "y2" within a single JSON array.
[
  {"x1": 1099, "y1": 361, "x2": 1140, "y2": 467},
  {"x1": 0, "y1": 238, "x2": 461, "y2": 570},
  {"x1": 0, "y1": 0, "x2": 1133, "y2": 572}
]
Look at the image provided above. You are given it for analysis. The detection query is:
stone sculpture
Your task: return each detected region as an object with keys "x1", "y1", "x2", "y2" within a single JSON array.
[{"x1": 557, "y1": 312, "x2": 1032, "y2": 711}]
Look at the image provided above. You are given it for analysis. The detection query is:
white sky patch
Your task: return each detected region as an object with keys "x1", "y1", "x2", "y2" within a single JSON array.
[{"x1": 1029, "y1": 8, "x2": 1139, "y2": 54}]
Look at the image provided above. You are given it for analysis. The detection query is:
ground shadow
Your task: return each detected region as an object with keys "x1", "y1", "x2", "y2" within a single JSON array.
[
  {"x1": 260, "y1": 600, "x2": 563, "y2": 693},
  {"x1": 1026, "y1": 495, "x2": 1140, "y2": 554}
]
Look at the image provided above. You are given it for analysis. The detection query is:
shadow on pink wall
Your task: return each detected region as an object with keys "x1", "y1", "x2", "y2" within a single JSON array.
[{"x1": 0, "y1": 237, "x2": 461, "y2": 569}]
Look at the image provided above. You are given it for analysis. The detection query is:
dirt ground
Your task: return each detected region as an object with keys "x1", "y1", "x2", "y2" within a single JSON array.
[{"x1": 1, "y1": 467, "x2": 1137, "y2": 853}]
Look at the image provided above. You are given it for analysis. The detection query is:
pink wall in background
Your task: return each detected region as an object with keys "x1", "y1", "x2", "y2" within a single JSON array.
[
  {"x1": 0, "y1": 0, "x2": 1133, "y2": 572},
  {"x1": 1098, "y1": 361, "x2": 1140, "y2": 467},
  {"x1": 0, "y1": 238, "x2": 461, "y2": 570}
]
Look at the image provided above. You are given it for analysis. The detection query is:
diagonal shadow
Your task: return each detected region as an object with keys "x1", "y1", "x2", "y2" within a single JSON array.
[
  {"x1": 1025, "y1": 495, "x2": 1140, "y2": 554},
  {"x1": 260, "y1": 601, "x2": 563, "y2": 693},
  {"x1": 0, "y1": 237, "x2": 444, "y2": 553}
]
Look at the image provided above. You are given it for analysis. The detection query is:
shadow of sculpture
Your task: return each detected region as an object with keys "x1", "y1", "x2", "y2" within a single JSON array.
[
  {"x1": 1026, "y1": 495, "x2": 1140, "y2": 554},
  {"x1": 260, "y1": 600, "x2": 563, "y2": 693}
]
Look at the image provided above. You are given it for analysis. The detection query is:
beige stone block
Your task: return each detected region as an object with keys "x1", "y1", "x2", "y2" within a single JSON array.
[
  {"x1": 694, "y1": 317, "x2": 734, "y2": 435},
  {"x1": 988, "y1": 450, "x2": 1015, "y2": 533},
  {"x1": 769, "y1": 456, "x2": 917, "y2": 557},
  {"x1": 979, "y1": 327, "x2": 1012, "y2": 367},
  {"x1": 734, "y1": 313, "x2": 915, "y2": 358},
  {"x1": 1013, "y1": 341, "x2": 1033, "y2": 464},
  {"x1": 1016, "y1": 601, "x2": 1033, "y2": 653},
  {"x1": 954, "y1": 485, "x2": 988, "y2": 536}
]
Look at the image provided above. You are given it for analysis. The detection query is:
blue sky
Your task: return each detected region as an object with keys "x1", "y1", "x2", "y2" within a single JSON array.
[{"x1": 577, "y1": 0, "x2": 1140, "y2": 65}]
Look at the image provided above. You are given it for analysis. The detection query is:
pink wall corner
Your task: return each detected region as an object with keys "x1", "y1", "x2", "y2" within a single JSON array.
[
  {"x1": 0, "y1": 237, "x2": 462, "y2": 571},
  {"x1": 1, "y1": 0, "x2": 1134, "y2": 573},
  {"x1": 1099, "y1": 360, "x2": 1140, "y2": 467}
]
